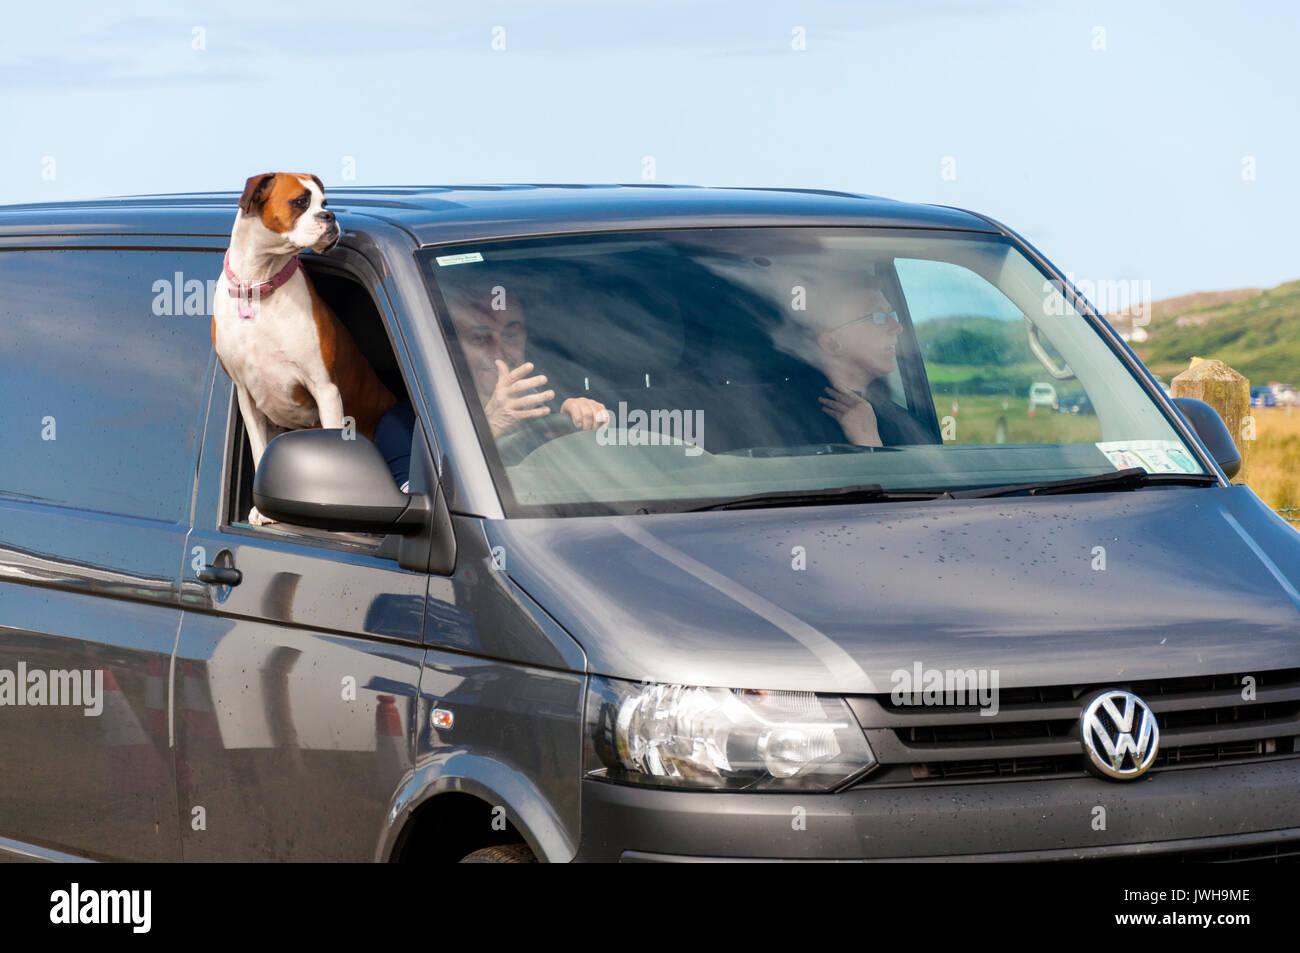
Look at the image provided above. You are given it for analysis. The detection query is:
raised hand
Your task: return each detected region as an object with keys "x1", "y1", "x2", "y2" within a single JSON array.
[
  {"x1": 820, "y1": 386, "x2": 882, "y2": 447},
  {"x1": 485, "y1": 360, "x2": 553, "y2": 437}
]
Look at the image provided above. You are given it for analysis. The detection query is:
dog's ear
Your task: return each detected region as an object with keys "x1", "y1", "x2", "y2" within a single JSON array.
[
  {"x1": 238, "y1": 173, "x2": 277, "y2": 215},
  {"x1": 309, "y1": 174, "x2": 324, "y2": 194}
]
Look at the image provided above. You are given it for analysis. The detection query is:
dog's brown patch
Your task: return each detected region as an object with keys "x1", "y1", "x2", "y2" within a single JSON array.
[
  {"x1": 238, "y1": 172, "x2": 318, "y2": 234},
  {"x1": 210, "y1": 317, "x2": 230, "y2": 378},
  {"x1": 238, "y1": 173, "x2": 276, "y2": 215},
  {"x1": 258, "y1": 174, "x2": 314, "y2": 234},
  {"x1": 303, "y1": 280, "x2": 397, "y2": 440}
]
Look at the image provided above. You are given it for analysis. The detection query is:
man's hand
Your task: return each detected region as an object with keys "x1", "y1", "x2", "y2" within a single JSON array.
[
  {"x1": 560, "y1": 397, "x2": 609, "y2": 431},
  {"x1": 485, "y1": 360, "x2": 553, "y2": 437},
  {"x1": 820, "y1": 386, "x2": 882, "y2": 447}
]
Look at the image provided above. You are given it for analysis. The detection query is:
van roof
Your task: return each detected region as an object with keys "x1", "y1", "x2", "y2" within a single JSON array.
[{"x1": 0, "y1": 183, "x2": 1002, "y2": 245}]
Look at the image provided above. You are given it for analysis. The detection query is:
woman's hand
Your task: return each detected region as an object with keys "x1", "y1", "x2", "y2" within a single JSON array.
[
  {"x1": 820, "y1": 386, "x2": 882, "y2": 447},
  {"x1": 485, "y1": 360, "x2": 553, "y2": 437}
]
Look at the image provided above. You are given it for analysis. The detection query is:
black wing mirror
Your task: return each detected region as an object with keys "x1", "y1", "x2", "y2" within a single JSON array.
[
  {"x1": 252, "y1": 429, "x2": 429, "y2": 534},
  {"x1": 1172, "y1": 397, "x2": 1241, "y2": 480}
]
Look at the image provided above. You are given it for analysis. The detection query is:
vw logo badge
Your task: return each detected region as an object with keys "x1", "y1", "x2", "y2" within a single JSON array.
[{"x1": 1080, "y1": 690, "x2": 1159, "y2": 780}]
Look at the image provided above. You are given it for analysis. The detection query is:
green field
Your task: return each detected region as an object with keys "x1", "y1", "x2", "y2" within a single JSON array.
[{"x1": 930, "y1": 390, "x2": 1102, "y2": 446}]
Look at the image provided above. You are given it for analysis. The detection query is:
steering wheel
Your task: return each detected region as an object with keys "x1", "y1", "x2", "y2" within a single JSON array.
[{"x1": 494, "y1": 415, "x2": 577, "y2": 465}]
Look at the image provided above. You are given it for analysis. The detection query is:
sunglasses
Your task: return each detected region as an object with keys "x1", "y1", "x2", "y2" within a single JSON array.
[{"x1": 830, "y1": 310, "x2": 899, "y2": 333}]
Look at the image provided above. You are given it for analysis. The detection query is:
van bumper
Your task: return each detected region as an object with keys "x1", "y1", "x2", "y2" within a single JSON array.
[{"x1": 573, "y1": 759, "x2": 1300, "y2": 861}]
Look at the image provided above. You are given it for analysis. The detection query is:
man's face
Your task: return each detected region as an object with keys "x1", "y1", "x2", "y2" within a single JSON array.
[
  {"x1": 451, "y1": 302, "x2": 528, "y2": 400},
  {"x1": 825, "y1": 288, "x2": 902, "y2": 380}
]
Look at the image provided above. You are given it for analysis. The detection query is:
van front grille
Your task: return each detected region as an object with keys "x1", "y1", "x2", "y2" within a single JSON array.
[{"x1": 847, "y1": 668, "x2": 1300, "y2": 785}]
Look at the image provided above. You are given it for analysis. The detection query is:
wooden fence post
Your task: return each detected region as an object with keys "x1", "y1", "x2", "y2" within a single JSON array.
[{"x1": 1170, "y1": 357, "x2": 1251, "y2": 483}]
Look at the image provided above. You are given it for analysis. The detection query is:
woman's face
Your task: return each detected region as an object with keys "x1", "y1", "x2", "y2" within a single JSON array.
[{"x1": 827, "y1": 289, "x2": 902, "y2": 380}]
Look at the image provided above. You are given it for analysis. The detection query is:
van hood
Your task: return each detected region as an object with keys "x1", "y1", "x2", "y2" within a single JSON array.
[{"x1": 488, "y1": 486, "x2": 1300, "y2": 693}]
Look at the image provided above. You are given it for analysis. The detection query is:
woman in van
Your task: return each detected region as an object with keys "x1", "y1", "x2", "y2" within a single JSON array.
[{"x1": 803, "y1": 281, "x2": 935, "y2": 447}]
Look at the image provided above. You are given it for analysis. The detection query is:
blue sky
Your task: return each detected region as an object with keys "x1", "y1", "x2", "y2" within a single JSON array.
[{"x1": 2, "y1": 0, "x2": 1296, "y2": 299}]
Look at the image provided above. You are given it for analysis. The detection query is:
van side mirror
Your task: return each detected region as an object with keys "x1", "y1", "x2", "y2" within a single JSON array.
[
  {"x1": 1172, "y1": 397, "x2": 1241, "y2": 480},
  {"x1": 252, "y1": 429, "x2": 430, "y2": 534}
]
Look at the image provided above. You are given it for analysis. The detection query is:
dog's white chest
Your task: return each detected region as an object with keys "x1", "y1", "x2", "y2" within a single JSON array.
[{"x1": 213, "y1": 273, "x2": 328, "y2": 429}]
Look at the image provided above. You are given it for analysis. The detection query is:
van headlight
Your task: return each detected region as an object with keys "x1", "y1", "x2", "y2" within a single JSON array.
[{"x1": 583, "y1": 677, "x2": 876, "y2": 791}]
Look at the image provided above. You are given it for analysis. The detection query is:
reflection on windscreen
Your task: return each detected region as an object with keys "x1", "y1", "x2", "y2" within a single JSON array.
[{"x1": 422, "y1": 229, "x2": 1202, "y2": 514}]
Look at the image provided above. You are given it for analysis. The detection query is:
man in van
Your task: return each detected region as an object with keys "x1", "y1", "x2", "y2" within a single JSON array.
[
  {"x1": 444, "y1": 285, "x2": 608, "y2": 437},
  {"x1": 374, "y1": 285, "x2": 608, "y2": 488}
]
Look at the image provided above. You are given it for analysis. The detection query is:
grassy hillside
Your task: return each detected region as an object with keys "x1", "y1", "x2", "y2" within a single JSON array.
[{"x1": 1111, "y1": 279, "x2": 1300, "y2": 384}]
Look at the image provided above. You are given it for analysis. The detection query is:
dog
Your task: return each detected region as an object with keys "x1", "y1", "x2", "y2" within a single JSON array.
[{"x1": 212, "y1": 172, "x2": 396, "y2": 524}]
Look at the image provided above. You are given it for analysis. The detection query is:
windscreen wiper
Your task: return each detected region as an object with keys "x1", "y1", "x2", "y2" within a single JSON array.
[
  {"x1": 688, "y1": 484, "x2": 947, "y2": 512},
  {"x1": 685, "y1": 468, "x2": 1216, "y2": 511},
  {"x1": 949, "y1": 467, "x2": 1217, "y2": 499}
]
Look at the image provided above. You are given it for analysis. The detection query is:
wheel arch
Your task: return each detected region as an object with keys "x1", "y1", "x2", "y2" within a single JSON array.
[{"x1": 377, "y1": 753, "x2": 576, "y2": 863}]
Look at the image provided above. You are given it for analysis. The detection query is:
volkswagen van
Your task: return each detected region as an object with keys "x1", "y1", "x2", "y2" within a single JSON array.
[{"x1": 0, "y1": 185, "x2": 1297, "y2": 862}]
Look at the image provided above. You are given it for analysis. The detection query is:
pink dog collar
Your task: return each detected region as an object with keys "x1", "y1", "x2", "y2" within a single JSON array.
[{"x1": 224, "y1": 251, "x2": 301, "y2": 309}]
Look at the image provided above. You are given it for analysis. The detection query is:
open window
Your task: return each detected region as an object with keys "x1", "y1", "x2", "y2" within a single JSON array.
[{"x1": 223, "y1": 260, "x2": 416, "y2": 554}]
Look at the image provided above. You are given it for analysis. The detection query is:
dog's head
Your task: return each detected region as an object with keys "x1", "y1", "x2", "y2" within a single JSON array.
[{"x1": 236, "y1": 172, "x2": 340, "y2": 254}]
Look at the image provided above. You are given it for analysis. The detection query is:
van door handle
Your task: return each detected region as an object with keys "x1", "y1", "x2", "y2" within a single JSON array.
[{"x1": 197, "y1": 565, "x2": 243, "y2": 586}]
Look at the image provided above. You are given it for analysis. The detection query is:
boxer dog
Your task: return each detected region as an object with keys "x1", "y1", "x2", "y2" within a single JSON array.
[{"x1": 212, "y1": 172, "x2": 396, "y2": 524}]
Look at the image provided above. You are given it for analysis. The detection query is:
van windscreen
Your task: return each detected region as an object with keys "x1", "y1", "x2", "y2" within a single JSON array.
[{"x1": 418, "y1": 227, "x2": 1206, "y2": 515}]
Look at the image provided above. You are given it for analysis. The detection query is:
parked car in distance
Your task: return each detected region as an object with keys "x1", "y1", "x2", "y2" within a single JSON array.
[
  {"x1": 1251, "y1": 386, "x2": 1277, "y2": 408},
  {"x1": 0, "y1": 184, "x2": 1294, "y2": 863},
  {"x1": 1028, "y1": 381, "x2": 1058, "y2": 409},
  {"x1": 1053, "y1": 390, "x2": 1094, "y2": 415}
]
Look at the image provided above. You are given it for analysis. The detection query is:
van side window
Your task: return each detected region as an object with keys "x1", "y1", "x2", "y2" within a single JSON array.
[
  {"x1": 0, "y1": 249, "x2": 217, "y2": 523},
  {"x1": 222, "y1": 264, "x2": 413, "y2": 542}
]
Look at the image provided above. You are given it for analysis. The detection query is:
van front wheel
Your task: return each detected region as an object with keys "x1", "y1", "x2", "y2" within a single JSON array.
[{"x1": 459, "y1": 843, "x2": 537, "y2": 863}]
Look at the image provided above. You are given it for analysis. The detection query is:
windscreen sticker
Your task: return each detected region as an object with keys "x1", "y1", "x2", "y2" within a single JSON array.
[
  {"x1": 1096, "y1": 440, "x2": 1199, "y2": 474},
  {"x1": 435, "y1": 252, "x2": 484, "y2": 266},
  {"x1": 1100, "y1": 447, "x2": 1146, "y2": 471}
]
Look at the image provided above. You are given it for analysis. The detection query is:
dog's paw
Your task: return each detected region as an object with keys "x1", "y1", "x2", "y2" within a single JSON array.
[{"x1": 247, "y1": 506, "x2": 277, "y2": 527}]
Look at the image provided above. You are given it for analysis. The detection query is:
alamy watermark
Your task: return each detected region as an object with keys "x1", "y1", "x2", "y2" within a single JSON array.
[
  {"x1": 151, "y1": 271, "x2": 274, "y2": 316},
  {"x1": 0, "y1": 663, "x2": 103, "y2": 716},
  {"x1": 1043, "y1": 274, "x2": 1153, "y2": 324},
  {"x1": 595, "y1": 402, "x2": 704, "y2": 456},
  {"x1": 50, "y1": 883, "x2": 150, "y2": 933},
  {"x1": 152, "y1": 271, "x2": 217, "y2": 316},
  {"x1": 890, "y1": 662, "x2": 1000, "y2": 716}
]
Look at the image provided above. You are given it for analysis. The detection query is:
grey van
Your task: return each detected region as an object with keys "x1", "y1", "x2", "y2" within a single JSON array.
[{"x1": 1, "y1": 185, "x2": 1298, "y2": 862}]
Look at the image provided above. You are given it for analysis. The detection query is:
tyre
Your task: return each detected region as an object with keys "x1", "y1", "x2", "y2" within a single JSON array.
[{"x1": 459, "y1": 843, "x2": 537, "y2": 863}]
